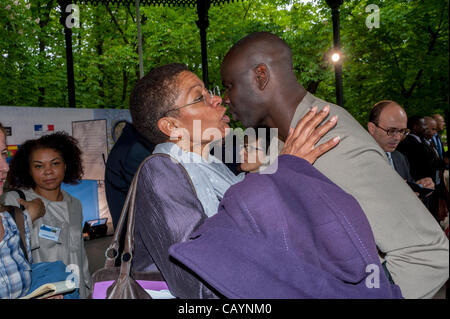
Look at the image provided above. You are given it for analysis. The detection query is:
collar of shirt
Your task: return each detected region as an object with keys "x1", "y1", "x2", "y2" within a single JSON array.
[
  {"x1": 153, "y1": 142, "x2": 245, "y2": 217},
  {"x1": 408, "y1": 134, "x2": 422, "y2": 143}
]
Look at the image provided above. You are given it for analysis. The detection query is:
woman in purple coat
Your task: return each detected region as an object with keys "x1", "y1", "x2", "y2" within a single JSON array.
[{"x1": 128, "y1": 63, "x2": 402, "y2": 299}]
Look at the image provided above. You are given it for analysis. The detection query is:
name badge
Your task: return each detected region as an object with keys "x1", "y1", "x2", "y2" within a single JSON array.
[{"x1": 39, "y1": 224, "x2": 61, "y2": 242}]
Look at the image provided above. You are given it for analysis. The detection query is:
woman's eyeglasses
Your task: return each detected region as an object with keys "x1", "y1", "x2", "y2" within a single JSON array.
[
  {"x1": 240, "y1": 144, "x2": 264, "y2": 153},
  {"x1": 162, "y1": 86, "x2": 221, "y2": 117}
]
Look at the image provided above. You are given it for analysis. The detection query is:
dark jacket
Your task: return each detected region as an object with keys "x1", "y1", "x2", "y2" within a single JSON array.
[
  {"x1": 397, "y1": 135, "x2": 440, "y2": 182},
  {"x1": 391, "y1": 150, "x2": 414, "y2": 183},
  {"x1": 105, "y1": 122, "x2": 155, "y2": 228}
]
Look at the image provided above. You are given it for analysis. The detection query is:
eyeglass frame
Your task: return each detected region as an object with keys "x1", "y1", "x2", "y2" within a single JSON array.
[
  {"x1": 372, "y1": 122, "x2": 410, "y2": 137},
  {"x1": 240, "y1": 144, "x2": 265, "y2": 153},
  {"x1": 162, "y1": 86, "x2": 221, "y2": 117}
]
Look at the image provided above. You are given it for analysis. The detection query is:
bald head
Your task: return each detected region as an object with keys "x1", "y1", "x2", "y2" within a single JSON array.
[
  {"x1": 432, "y1": 114, "x2": 445, "y2": 133},
  {"x1": 220, "y1": 32, "x2": 305, "y2": 131},
  {"x1": 369, "y1": 100, "x2": 401, "y2": 125},
  {"x1": 222, "y1": 32, "x2": 293, "y2": 74},
  {"x1": 368, "y1": 101, "x2": 408, "y2": 152}
]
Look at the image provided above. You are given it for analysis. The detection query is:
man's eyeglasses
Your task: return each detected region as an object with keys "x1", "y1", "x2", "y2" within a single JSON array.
[
  {"x1": 240, "y1": 144, "x2": 264, "y2": 153},
  {"x1": 162, "y1": 86, "x2": 221, "y2": 117},
  {"x1": 373, "y1": 123, "x2": 410, "y2": 137}
]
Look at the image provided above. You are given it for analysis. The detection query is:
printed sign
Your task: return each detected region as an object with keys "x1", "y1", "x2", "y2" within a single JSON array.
[
  {"x1": 6, "y1": 144, "x2": 19, "y2": 164},
  {"x1": 34, "y1": 124, "x2": 55, "y2": 137}
]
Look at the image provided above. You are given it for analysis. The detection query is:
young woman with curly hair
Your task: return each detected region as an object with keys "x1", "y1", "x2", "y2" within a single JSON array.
[{"x1": 2, "y1": 132, "x2": 92, "y2": 298}]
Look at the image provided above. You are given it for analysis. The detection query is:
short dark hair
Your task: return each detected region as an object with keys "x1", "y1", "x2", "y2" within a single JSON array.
[
  {"x1": 407, "y1": 115, "x2": 424, "y2": 130},
  {"x1": 369, "y1": 100, "x2": 396, "y2": 124},
  {"x1": 7, "y1": 132, "x2": 83, "y2": 189},
  {"x1": 129, "y1": 63, "x2": 189, "y2": 145}
]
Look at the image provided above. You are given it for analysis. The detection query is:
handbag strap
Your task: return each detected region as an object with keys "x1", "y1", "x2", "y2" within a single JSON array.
[
  {"x1": 118, "y1": 153, "x2": 191, "y2": 277},
  {"x1": 104, "y1": 152, "x2": 199, "y2": 280},
  {"x1": 104, "y1": 166, "x2": 138, "y2": 268},
  {"x1": 118, "y1": 166, "x2": 139, "y2": 275},
  {"x1": 5, "y1": 205, "x2": 30, "y2": 262},
  {"x1": 104, "y1": 153, "x2": 185, "y2": 269}
]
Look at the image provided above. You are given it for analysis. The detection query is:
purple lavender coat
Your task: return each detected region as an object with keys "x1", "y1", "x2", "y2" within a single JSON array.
[{"x1": 169, "y1": 155, "x2": 403, "y2": 299}]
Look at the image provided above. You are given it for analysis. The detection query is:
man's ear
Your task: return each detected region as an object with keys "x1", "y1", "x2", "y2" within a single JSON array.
[
  {"x1": 253, "y1": 63, "x2": 269, "y2": 91},
  {"x1": 367, "y1": 122, "x2": 376, "y2": 135}
]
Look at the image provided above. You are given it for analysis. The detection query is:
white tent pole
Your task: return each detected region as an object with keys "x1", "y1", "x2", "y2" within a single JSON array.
[{"x1": 136, "y1": 0, "x2": 144, "y2": 79}]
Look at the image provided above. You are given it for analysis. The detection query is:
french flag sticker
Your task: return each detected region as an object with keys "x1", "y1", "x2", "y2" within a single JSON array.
[{"x1": 34, "y1": 124, "x2": 55, "y2": 136}]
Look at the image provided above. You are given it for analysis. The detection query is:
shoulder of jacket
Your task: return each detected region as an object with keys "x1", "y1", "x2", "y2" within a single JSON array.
[
  {"x1": 62, "y1": 189, "x2": 80, "y2": 205},
  {"x1": 2, "y1": 189, "x2": 21, "y2": 207}
]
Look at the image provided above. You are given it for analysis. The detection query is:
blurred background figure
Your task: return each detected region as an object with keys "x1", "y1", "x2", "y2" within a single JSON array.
[
  {"x1": 397, "y1": 115, "x2": 447, "y2": 222},
  {"x1": 423, "y1": 116, "x2": 448, "y2": 223},
  {"x1": 432, "y1": 114, "x2": 446, "y2": 161},
  {"x1": 105, "y1": 122, "x2": 155, "y2": 230},
  {"x1": 239, "y1": 128, "x2": 271, "y2": 174},
  {"x1": 397, "y1": 116, "x2": 437, "y2": 183}
]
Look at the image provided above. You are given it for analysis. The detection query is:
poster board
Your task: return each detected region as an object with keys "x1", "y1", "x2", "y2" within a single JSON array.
[{"x1": 72, "y1": 119, "x2": 108, "y2": 181}]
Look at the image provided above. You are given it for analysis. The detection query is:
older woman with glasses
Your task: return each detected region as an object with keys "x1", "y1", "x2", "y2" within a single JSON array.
[
  {"x1": 129, "y1": 63, "x2": 401, "y2": 299},
  {"x1": 238, "y1": 127, "x2": 272, "y2": 173}
]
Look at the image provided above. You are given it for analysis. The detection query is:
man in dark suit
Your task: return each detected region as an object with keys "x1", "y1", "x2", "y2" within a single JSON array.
[
  {"x1": 397, "y1": 116, "x2": 447, "y2": 220},
  {"x1": 423, "y1": 116, "x2": 446, "y2": 182},
  {"x1": 390, "y1": 150, "x2": 414, "y2": 183},
  {"x1": 423, "y1": 116, "x2": 448, "y2": 222},
  {"x1": 367, "y1": 101, "x2": 434, "y2": 190},
  {"x1": 397, "y1": 116, "x2": 440, "y2": 182},
  {"x1": 432, "y1": 114, "x2": 446, "y2": 160},
  {"x1": 104, "y1": 122, "x2": 155, "y2": 229}
]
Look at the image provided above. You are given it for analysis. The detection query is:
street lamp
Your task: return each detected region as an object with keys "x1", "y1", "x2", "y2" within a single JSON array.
[
  {"x1": 325, "y1": 0, "x2": 344, "y2": 107},
  {"x1": 331, "y1": 52, "x2": 341, "y2": 63}
]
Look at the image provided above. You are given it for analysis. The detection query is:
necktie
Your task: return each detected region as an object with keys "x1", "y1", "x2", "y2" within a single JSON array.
[
  {"x1": 386, "y1": 152, "x2": 394, "y2": 167},
  {"x1": 427, "y1": 139, "x2": 441, "y2": 184},
  {"x1": 429, "y1": 139, "x2": 440, "y2": 158},
  {"x1": 433, "y1": 135, "x2": 443, "y2": 158}
]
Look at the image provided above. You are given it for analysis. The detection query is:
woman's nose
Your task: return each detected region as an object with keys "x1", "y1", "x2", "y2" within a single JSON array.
[{"x1": 210, "y1": 94, "x2": 222, "y2": 107}]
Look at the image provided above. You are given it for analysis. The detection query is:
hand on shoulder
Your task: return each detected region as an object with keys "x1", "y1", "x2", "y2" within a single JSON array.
[{"x1": 280, "y1": 105, "x2": 340, "y2": 164}]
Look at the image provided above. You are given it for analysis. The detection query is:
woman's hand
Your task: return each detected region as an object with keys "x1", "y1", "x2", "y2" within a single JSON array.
[
  {"x1": 280, "y1": 105, "x2": 340, "y2": 165},
  {"x1": 18, "y1": 197, "x2": 45, "y2": 222}
]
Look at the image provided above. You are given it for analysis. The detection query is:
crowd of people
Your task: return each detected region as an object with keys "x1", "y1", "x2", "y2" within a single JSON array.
[
  {"x1": 367, "y1": 103, "x2": 448, "y2": 228},
  {"x1": 1, "y1": 32, "x2": 448, "y2": 299}
]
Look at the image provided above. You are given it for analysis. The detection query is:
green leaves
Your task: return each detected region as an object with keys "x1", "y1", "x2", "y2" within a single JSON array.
[{"x1": 0, "y1": 0, "x2": 447, "y2": 123}]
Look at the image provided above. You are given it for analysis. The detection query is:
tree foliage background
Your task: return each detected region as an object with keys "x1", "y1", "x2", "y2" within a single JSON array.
[{"x1": 0, "y1": 0, "x2": 448, "y2": 127}]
